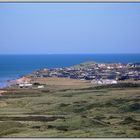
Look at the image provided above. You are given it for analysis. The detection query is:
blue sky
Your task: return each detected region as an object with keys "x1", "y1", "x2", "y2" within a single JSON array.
[{"x1": 0, "y1": 3, "x2": 140, "y2": 54}]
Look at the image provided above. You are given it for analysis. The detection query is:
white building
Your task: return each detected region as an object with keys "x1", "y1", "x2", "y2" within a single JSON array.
[
  {"x1": 91, "y1": 79, "x2": 117, "y2": 85},
  {"x1": 37, "y1": 85, "x2": 44, "y2": 89},
  {"x1": 19, "y1": 83, "x2": 32, "y2": 88}
]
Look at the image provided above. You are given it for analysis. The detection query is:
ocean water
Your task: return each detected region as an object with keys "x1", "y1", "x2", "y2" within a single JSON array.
[{"x1": 0, "y1": 54, "x2": 140, "y2": 88}]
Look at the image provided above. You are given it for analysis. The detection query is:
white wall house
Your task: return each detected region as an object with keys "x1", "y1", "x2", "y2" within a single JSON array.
[
  {"x1": 19, "y1": 83, "x2": 32, "y2": 88},
  {"x1": 91, "y1": 79, "x2": 117, "y2": 85}
]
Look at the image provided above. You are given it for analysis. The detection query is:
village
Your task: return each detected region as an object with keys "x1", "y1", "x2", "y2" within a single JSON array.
[{"x1": 11, "y1": 62, "x2": 140, "y2": 89}]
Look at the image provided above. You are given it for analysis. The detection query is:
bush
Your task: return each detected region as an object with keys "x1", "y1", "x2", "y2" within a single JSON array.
[{"x1": 33, "y1": 82, "x2": 41, "y2": 86}]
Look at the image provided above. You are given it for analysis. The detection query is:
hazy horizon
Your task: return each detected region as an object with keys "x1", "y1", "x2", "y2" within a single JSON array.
[{"x1": 0, "y1": 53, "x2": 140, "y2": 55}]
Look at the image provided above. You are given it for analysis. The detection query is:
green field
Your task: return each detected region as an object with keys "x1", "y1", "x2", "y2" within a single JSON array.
[{"x1": 0, "y1": 86, "x2": 140, "y2": 137}]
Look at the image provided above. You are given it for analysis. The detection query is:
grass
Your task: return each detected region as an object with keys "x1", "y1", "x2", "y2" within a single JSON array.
[
  {"x1": 0, "y1": 121, "x2": 26, "y2": 136},
  {"x1": 0, "y1": 85, "x2": 140, "y2": 137}
]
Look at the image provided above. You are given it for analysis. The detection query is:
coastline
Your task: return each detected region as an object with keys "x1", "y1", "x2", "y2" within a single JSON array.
[
  {"x1": 0, "y1": 60, "x2": 140, "y2": 90},
  {"x1": 0, "y1": 80, "x2": 10, "y2": 89},
  {"x1": 0, "y1": 54, "x2": 140, "y2": 89},
  {"x1": 0, "y1": 76, "x2": 23, "y2": 89}
]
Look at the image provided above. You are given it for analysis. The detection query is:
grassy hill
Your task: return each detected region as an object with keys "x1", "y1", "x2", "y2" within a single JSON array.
[
  {"x1": 0, "y1": 84, "x2": 140, "y2": 137},
  {"x1": 70, "y1": 61, "x2": 97, "y2": 69}
]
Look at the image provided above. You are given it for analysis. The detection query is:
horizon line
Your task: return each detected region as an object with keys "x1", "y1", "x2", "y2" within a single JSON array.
[{"x1": 0, "y1": 53, "x2": 140, "y2": 55}]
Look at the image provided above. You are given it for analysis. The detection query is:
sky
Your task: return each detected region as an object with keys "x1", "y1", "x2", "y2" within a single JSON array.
[{"x1": 0, "y1": 3, "x2": 140, "y2": 54}]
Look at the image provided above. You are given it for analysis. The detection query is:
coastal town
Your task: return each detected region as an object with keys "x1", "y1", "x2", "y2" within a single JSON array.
[{"x1": 12, "y1": 61, "x2": 140, "y2": 89}]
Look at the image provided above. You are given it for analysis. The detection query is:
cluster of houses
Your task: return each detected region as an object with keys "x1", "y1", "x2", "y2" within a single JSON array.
[
  {"x1": 27, "y1": 62, "x2": 140, "y2": 85},
  {"x1": 10, "y1": 62, "x2": 140, "y2": 88}
]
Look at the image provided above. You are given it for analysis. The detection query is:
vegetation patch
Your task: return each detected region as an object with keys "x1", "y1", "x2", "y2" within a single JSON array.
[
  {"x1": 119, "y1": 103, "x2": 140, "y2": 112},
  {"x1": 0, "y1": 115, "x2": 65, "y2": 122},
  {"x1": 92, "y1": 83, "x2": 140, "y2": 89},
  {"x1": 0, "y1": 121, "x2": 25, "y2": 136},
  {"x1": 59, "y1": 103, "x2": 71, "y2": 107},
  {"x1": 120, "y1": 117, "x2": 139, "y2": 125}
]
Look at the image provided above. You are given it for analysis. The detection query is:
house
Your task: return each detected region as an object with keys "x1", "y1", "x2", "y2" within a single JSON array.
[
  {"x1": 91, "y1": 79, "x2": 117, "y2": 85},
  {"x1": 19, "y1": 83, "x2": 32, "y2": 88},
  {"x1": 91, "y1": 80, "x2": 102, "y2": 85},
  {"x1": 37, "y1": 85, "x2": 44, "y2": 89}
]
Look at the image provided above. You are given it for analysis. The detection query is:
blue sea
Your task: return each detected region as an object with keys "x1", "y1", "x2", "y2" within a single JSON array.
[{"x1": 0, "y1": 54, "x2": 140, "y2": 88}]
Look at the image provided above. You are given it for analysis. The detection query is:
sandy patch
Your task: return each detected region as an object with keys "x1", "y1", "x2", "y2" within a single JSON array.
[
  {"x1": 31, "y1": 77, "x2": 92, "y2": 91},
  {"x1": 31, "y1": 77, "x2": 91, "y2": 86},
  {"x1": 15, "y1": 77, "x2": 32, "y2": 84},
  {"x1": 0, "y1": 101, "x2": 7, "y2": 107},
  {"x1": 0, "y1": 90, "x2": 7, "y2": 96}
]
